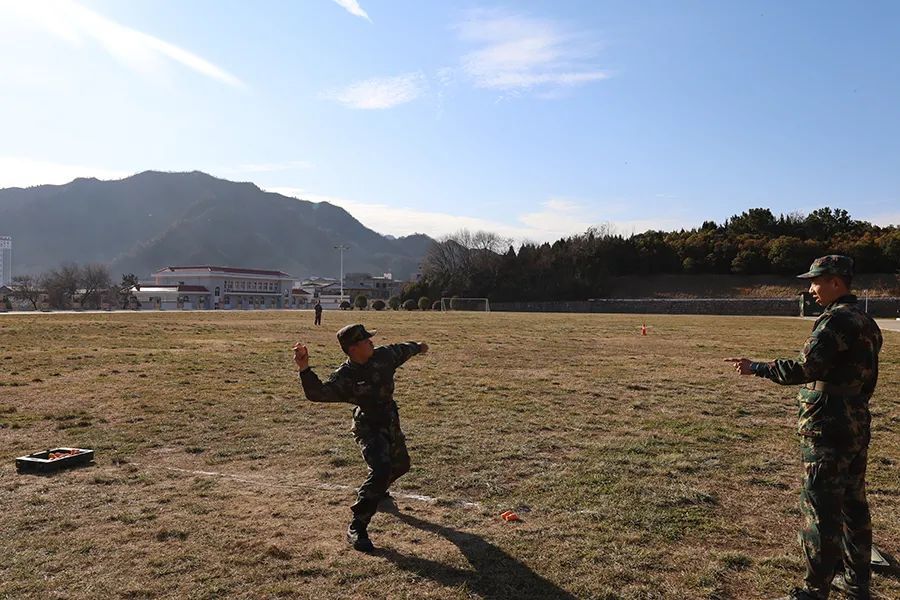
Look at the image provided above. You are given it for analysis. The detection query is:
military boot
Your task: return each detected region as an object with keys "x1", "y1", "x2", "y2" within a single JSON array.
[
  {"x1": 379, "y1": 491, "x2": 399, "y2": 512},
  {"x1": 831, "y1": 573, "x2": 871, "y2": 600},
  {"x1": 346, "y1": 519, "x2": 375, "y2": 552},
  {"x1": 771, "y1": 588, "x2": 820, "y2": 600}
]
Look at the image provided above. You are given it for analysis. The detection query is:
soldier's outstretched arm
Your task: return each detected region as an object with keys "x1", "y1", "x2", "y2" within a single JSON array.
[
  {"x1": 292, "y1": 342, "x2": 354, "y2": 403},
  {"x1": 386, "y1": 341, "x2": 428, "y2": 368},
  {"x1": 729, "y1": 315, "x2": 840, "y2": 385}
]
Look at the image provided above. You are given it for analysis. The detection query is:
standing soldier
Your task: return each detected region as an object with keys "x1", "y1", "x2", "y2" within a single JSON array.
[
  {"x1": 292, "y1": 324, "x2": 429, "y2": 552},
  {"x1": 314, "y1": 299, "x2": 323, "y2": 326},
  {"x1": 726, "y1": 255, "x2": 882, "y2": 600}
]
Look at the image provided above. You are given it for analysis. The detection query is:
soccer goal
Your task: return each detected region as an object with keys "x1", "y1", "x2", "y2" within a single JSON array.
[{"x1": 440, "y1": 297, "x2": 490, "y2": 312}]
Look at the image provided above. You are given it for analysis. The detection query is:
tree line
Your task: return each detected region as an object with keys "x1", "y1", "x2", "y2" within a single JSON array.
[
  {"x1": 404, "y1": 207, "x2": 900, "y2": 303},
  {"x1": 7, "y1": 264, "x2": 139, "y2": 310},
  {"x1": 341, "y1": 296, "x2": 435, "y2": 311}
]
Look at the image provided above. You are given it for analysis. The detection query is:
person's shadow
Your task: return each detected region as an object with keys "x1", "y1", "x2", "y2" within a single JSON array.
[
  {"x1": 377, "y1": 510, "x2": 577, "y2": 600},
  {"x1": 871, "y1": 546, "x2": 900, "y2": 582}
]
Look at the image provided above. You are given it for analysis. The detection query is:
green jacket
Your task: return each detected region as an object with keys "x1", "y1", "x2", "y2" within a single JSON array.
[
  {"x1": 299, "y1": 342, "x2": 423, "y2": 429},
  {"x1": 751, "y1": 295, "x2": 882, "y2": 443}
]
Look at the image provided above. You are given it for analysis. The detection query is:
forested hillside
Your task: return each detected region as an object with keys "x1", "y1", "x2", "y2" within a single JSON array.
[{"x1": 412, "y1": 208, "x2": 900, "y2": 301}]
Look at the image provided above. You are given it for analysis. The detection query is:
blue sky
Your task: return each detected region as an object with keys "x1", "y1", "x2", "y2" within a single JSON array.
[{"x1": 1, "y1": 0, "x2": 898, "y2": 242}]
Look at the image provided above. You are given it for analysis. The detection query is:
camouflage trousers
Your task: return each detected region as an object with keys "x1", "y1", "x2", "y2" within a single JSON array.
[
  {"x1": 799, "y1": 438, "x2": 871, "y2": 599},
  {"x1": 350, "y1": 418, "x2": 410, "y2": 526}
]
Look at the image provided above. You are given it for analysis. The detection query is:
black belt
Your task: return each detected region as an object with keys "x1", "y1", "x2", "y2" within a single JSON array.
[{"x1": 804, "y1": 381, "x2": 863, "y2": 396}]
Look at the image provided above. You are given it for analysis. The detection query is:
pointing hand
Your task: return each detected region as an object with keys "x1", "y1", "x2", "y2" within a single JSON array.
[{"x1": 724, "y1": 357, "x2": 753, "y2": 376}]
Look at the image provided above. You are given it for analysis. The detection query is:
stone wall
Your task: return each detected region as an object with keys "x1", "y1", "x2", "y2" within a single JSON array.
[{"x1": 492, "y1": 297, "x2": 900, "y2": 318}]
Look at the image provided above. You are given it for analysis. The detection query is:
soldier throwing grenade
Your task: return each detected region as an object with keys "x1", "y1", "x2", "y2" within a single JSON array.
[
  {"x1": 726, "y1": 256, "x2": 882, "y2": 600},
  {"x1": 293, "y1": 324, "x2": 429, "y2": 552}
]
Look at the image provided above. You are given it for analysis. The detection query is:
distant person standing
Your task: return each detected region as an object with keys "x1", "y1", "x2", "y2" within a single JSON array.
[
  {"x1": 292, "y1": 324, "x2": 429, "y2": 552},
  {"x1": 726, "y1": 255, "x2": 882, "y2": 600},
  {"x1": 314, "y1": 300, "x2": 322, "y2": 326}
]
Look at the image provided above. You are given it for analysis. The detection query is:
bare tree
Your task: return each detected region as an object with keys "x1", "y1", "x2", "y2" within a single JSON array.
[
  {"x1": 468, "y1": 230, "x2": 513, "y2": 254},
  {"x1": 467, "y1": 230, "x2": 512, "y2": 276},
  {"x1": 586, "y1": 222, "x2": 618, "y2": 238},
  {"x1": 423, "y1": 237, "x2": 470, "y2": 292},
  {"x1": 41, "y1": 263, "x2": 81, "y2": 309},
  {"x1": 10, "y1": 274, "x2": 43, "y2": 310},
  {"x1": 422, "y1": 229, "x2": 512, "y2": 295},
  {"x1": 80, "y1": 263, "x2": 111, "y2": 309}
]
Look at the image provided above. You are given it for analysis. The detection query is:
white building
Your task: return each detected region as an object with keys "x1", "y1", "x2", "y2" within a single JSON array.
[
  {"x1": 294, "y1": 276, "x2": 348, "y2": 309},
  {"x1": 138, "y1": 265, "x2": 295, "y2": 310},
  {"x1": 0, "y1": 236, "x2": 11, "y2": 287}
]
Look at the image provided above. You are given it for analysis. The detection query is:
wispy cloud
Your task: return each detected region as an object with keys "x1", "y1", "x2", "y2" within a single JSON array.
[
  {"x1": 456, "y1": 9, "x2": 609, "y2": 95},
  {"x1": 324, "y1": 73, "x2": 426, "y2": 109},
  {"x1": 227, "y1": 161, "x2": 313, "y2": 173},
  {"x1": 866, "y1": 210, "x2": 900, "y2": 227},
  {"x1": 3, "y1": 0, "x2": 243, "y2": 87},
  {"x1": 269, "y1": 187, "x2": 538, "y2": 239},
  {"x1": 266, "y1": 187, "x2": 690, "y2": 243},
  {"x1": 331, "y1": 0, "x2": 372, "y2": 22},
  {"x1": 517, "y1": 198, "x2": 696, "y2": 239},
  {"x1": 0, "y1": 157, "x2": 129, "y2": 189}
]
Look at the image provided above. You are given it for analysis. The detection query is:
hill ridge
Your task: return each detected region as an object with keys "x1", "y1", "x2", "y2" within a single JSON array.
[{"x1": 0, "y1": 171, "x2": 431, "y2": 280}]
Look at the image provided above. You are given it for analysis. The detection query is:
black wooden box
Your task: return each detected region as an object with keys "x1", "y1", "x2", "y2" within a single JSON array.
[{"x1": 16, "y1": 448, "x2": 94, "y2": 473}]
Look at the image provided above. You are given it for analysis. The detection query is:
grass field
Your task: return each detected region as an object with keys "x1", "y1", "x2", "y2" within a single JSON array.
[{"x1": 1, "y1": 311, "x2": 898, "y2": 600}]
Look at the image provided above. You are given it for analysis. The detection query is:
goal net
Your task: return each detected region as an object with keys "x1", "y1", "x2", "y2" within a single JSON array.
[{"x1": 440, "y1": 297, "x2": 490, "y2": 312}]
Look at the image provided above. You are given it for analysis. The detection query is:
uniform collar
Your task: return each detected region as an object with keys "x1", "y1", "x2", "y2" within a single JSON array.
[
  {"x1": 827, "y1": 294, "x2": 857, "y2": 309},
  {"x1": 346, "y1": 357, "x2": 371, "y2": 368}
]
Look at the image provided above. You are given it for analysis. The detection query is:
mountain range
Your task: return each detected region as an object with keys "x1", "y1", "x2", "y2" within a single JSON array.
[{"x1": 0, "y1": 171, "x2": 433, "y2": 281}]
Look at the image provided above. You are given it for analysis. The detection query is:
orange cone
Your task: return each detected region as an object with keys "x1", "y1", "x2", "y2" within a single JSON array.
[
  {"x1": 501, "y1": 510, "x2": 522, "y2": 522},
  {"x1": 641, "y1": 323, "x2": 647, "y2": 336}
]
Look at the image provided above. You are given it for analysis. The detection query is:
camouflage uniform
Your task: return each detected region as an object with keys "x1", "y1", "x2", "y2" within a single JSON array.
[
  {"x1": 750, "y1": 256, "x2": 882, "y2": 600},
  {"x1": 299, "y1": 325, "x2": 423, "y2": 528}
]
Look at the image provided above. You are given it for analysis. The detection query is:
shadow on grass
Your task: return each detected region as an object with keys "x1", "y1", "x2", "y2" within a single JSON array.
[
  {"x1": 379, "y1": 511, "x2": 577, "y2": 600},
  {"x1": 873, "y1": 545, "x2": 900, "y2": 582}
]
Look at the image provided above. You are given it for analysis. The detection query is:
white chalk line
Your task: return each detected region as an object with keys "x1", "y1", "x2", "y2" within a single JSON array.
[{"x1": 129, "y1": 462, "x2": 481, "y2": 509}]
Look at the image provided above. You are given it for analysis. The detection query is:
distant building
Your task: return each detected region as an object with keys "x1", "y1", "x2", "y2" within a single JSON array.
[
  {"x1": 0, "y1": 283, "x2": 48, "y2": 311},
  {"x1": 343, "y1": 272, "x2": 405, "y2": 301},
  {"x1": 291, "y1": 272, "x2": 405, "y2": 308},
  {"x1": 0, "y1": 236, "x2": 11, "y2": 287},
  {"x1": 137, "y1": 265, "x2": 294, "y2": 310},
  {"x1": 288, "y1": 287, "x2": 312, "y2": 308},
  {"x1": 294, "y1": 276, "x2": 347, "y2": 309},
  {"x1": 297, "y1": 276, "x2": 340, "y2": 295}
]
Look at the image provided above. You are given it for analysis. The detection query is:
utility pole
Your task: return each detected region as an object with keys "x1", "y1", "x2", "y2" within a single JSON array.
[{"x1": 334, "y1": 244, "x2": 349, "y2": 299}]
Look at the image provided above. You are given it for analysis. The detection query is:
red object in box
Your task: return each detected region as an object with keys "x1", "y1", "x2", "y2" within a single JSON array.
[{"x1": 16, "y1": 447, "x2": 94, "y2": 473}]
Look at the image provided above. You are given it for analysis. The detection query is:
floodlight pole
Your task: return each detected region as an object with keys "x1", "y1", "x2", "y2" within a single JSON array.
[{"x1": 334, "y1": 244, "x2": 350, "y2": 299}]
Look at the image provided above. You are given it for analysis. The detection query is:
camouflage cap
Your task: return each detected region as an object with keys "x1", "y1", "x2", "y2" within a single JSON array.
[
  {"x1": 796, "y1": 255, "x2": 854, "y2": 279},
  {"x1": 337, "y1": 323, "x2": 376, "y2": 351}
]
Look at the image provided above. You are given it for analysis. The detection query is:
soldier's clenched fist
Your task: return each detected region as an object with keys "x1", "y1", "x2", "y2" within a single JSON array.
[{"x1": 292, "y1": 343, "x2": 309, "y2": 371}]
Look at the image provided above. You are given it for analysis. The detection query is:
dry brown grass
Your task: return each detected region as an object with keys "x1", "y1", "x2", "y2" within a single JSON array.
[{"x1": 0, "y1": 311, "x2": 897, "y2": 599}]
